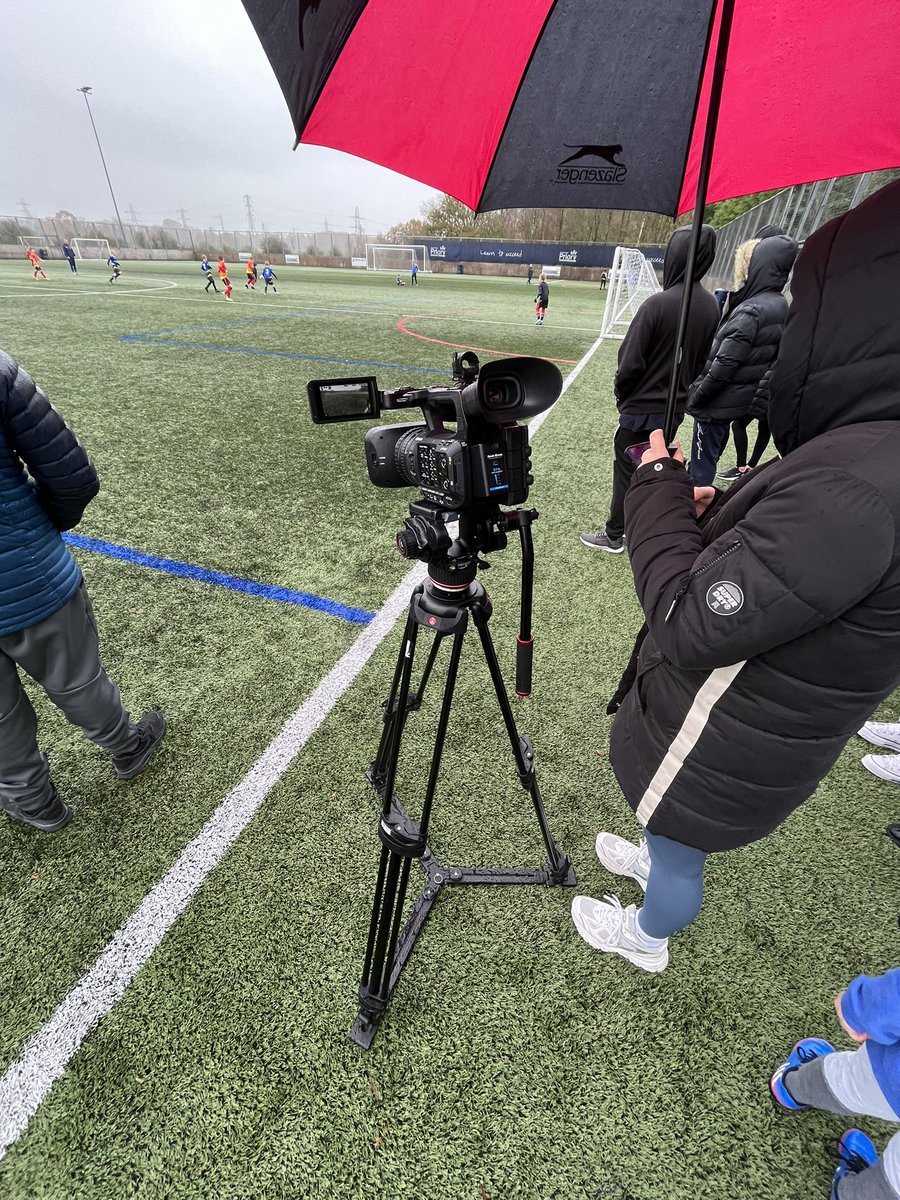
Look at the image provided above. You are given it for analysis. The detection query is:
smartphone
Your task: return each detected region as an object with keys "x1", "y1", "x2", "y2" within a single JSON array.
[{"x1": 626, "y1": 440, "x2": 680, "y2": 467}]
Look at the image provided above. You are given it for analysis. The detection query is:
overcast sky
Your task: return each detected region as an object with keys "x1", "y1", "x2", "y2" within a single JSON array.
[{"x1": 1, "y1": 0, "x2": 440, "y2": 234}]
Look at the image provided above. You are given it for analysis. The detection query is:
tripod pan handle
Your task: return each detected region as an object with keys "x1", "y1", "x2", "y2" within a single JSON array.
[{"x1": 515, "y1": 636, "x2": 533, "y2": 698}]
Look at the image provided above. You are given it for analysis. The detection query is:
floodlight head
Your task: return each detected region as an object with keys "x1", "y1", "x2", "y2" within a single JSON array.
[{"x1": 78, "y1": 86, "x2": 93, "y2": 95}]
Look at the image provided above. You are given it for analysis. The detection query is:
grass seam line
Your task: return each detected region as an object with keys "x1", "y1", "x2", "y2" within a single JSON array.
[
  {"x1": 0, "y1": 326, "x2": 605, "y2": 1160},
  {"x1": 62, "y1": 533, "x2": 375, "y2": 625}
]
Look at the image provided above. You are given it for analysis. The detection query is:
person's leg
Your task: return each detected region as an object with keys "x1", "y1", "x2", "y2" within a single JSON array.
[
  {"x1": 785, "y1": 1043, "x2": 897, "y2": 1120},
  {"x1": 748, "y1": 418, "x2": 771, "y2": 467},
  {"x1": 0, "y1": 647, "x2": 51, "y2": 809},
  {"x1": 638, "y1": 828, "x2": 708, "y2": 938},
  {"x1": 731, "y1": 416, "x2": 750, "y2": 468},
  {"x1": 690, "y1": 419, "x2": 730, "y2": 486},
  {"x1": 4, "y1": 584, "x2": 142, "y2": 759},
  {"x1": 605, "y1": 425, "x2": 647, "y2": 540}
]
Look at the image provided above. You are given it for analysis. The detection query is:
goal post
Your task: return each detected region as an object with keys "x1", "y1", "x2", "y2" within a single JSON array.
[
  {"x1": 71, "y1": 238, "x2": 113, "y2": 261},
  {"x1": 599, "y1": 247, "x2": 662, "y2": 339},
  {"x1": 366, "y1": 244, "x2": 430, "y2": 273}
]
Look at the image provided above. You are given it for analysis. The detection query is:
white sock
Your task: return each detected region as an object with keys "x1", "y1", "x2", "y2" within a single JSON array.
[{"x1": 634, "y1": 911, "x2": 668, "y2": 949}]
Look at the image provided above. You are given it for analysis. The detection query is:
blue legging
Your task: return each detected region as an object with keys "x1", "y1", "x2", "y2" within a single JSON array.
[{"x1": 639, "y1": 829, "x2": 709, "y2": 940}]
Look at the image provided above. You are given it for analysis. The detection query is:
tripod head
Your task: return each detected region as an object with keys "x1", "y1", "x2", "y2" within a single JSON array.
[{"x1": 395, "y1": 500, "x2": 538, "y2": 696}]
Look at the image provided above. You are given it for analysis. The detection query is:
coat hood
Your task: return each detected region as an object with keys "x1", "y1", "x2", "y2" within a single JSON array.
[
  {"x1": 662, "y1": 224, "x2": 717, "y2": 289},
  {"x1": 755, "y1": 223, "x2": 785, "y2": 239},
  {"x1": 768, "y1": 179, "x2": 900, "y2": 455},
  {"x1": 728, "y1": 234, "x2": 798, "y2": 309}
]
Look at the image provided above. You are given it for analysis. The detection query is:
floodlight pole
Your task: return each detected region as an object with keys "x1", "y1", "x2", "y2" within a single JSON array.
[
  {"x1": 663, "y1": 0, "x2": 737, "y2": 445},
  {"x1": 77, "y1": 87, "x2": 129, "y2": 252}
]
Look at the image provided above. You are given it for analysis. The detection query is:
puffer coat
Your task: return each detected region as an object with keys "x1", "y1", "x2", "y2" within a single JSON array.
[
  {"x1": 0, "y1": 351, "x2": 98, "y2": 635},
  {"x1": 686, "y1": 235, "x2": 797, "y2": 423},
  {"x1": 610, "y1": 180, "x2": 900, "y2": 853}
]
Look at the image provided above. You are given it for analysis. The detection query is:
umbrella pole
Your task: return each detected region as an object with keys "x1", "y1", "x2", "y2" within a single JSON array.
[{"x1": 663, "y1": 0, "x2": 737, "y2": 446}]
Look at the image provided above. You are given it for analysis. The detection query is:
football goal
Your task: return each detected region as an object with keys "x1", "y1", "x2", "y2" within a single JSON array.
[
  {"x1": 366, "y1": 244, "x2": 430, "y2": 273},
  {"x1": 71, "y1": 238, "x2": 113, "y2": 261},
  {"x1": 600, "y1": 247, "x2": 662, "y2": 339},
  {"x1": 17, "y1": 235, "x2": 51, "y2": 256}
]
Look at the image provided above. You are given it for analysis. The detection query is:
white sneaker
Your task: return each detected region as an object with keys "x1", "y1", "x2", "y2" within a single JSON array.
[
  {"x1": 595, "y1": 832, "x2": 650, "y2": 891},
  {"x1": 859, "y1": 722, "x2": 900, "y2": 752},
  {"x1": 570, "y1": 894, "x2": 668, "y2": 972},
  {"x1": 861, "y1": 754, "x2": 900, "y2": 784}
]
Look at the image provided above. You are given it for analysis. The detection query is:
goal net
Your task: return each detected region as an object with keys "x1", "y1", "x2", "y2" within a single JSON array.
[
  {"x1": 366, "y1": 244, "x2": 430, "y2": 273},
  {"x1": 17, "y1": 235, "x2": 51, "y2": 255},
  {"x1": 71, "y1": 238, "x2": 112, "y2": 261},
  {"x1": 600, "y1": 247, "x2": 662, "y2": 339}
]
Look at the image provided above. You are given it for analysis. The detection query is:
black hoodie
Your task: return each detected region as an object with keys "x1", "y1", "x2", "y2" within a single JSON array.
[
  {"x1": 687, "y1": 234, "x2": 798, "y2": 422},
  {"x1": 613, "y1": 226, "x2": 720, "y2": 418},
  {"x1": 610, "y1": 180, "x2": 900, "y2": 852}
]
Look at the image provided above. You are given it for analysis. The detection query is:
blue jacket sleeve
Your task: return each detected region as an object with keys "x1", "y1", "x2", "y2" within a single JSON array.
[{"x1": 842, "y1": 969, "x2": 900, "y2": 1045}]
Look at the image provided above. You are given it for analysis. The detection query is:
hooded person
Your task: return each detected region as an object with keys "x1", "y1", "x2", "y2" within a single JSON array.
[
  {"x1": 580, "y1": 225, "x2": 719, "y2": 554},
  {"x1": 686, "y1": 233, "x2": 798, "y2": 486},
  {"x1": 570, "y1": 179, "x2": 900, "y2": 979}
]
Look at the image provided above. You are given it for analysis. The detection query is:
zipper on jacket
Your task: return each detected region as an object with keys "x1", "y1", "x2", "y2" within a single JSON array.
[{"x1": 664, "y1": 540, "x2": 742, "y2": 622}]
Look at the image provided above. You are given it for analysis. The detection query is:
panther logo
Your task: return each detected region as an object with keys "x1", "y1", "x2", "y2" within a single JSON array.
[{"x1": 559, "y1": 143, "x2": 624, "y2": 167}]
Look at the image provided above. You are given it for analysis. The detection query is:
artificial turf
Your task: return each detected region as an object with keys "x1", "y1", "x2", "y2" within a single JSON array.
[{"x1": 0, "y1": 260, "x2": 897, "y2": 1199}]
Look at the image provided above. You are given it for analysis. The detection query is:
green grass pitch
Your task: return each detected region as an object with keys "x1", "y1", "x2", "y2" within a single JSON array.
[{"x1": 0, "y1": 258, "x2": 897, "y2": 1200}]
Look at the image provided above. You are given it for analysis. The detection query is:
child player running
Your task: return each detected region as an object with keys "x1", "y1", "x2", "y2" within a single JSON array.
[
  {"x1": 107, "y1": 253, "x2": 122, "y2": 283},
  {"x1": 261, "y1": 262, "x2": 277, "y2": 294},
  {"x1": 245, "y1": 257, "x2": 256, "y2": 289},
  {"x1": 217, "y1": 255, "x2": 233, "y2": 300},
  {"x1": 26, "y1": 247, "x2": 48, "y2": 280}
]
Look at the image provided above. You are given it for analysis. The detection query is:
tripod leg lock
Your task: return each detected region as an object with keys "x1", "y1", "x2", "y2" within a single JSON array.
[
  {"x1": 515, "y1": 736, "x2": 537, "y2": 789},
  {"x1": 378, "y1": 800, "x2": 426, "y2": 858},
  {"x1": 381, "y1": 690, "x2": 422, "y2": 720}
]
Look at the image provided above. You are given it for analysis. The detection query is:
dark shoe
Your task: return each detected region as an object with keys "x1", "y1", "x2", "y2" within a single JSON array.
[
  {"x1": 113, "y1": 710, "x2": 167, "y2": 779},
  {"x1": 1, "y1": 785, "x2": 73, "y2": 832},
  {"x1": 580, "y1": 532, "x2": 624, "y2": 553}
]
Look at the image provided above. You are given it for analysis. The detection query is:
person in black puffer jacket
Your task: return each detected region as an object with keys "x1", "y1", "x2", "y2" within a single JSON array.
[
  {"x1": 570, "y1": 179, "x2": 900, "y2": 975},
  {"x1": 686, "y1": 234, "x2": 798, "y2": 485},
  {"x1": 0, "y1": 352, "x2": 166, "y2": 832}
]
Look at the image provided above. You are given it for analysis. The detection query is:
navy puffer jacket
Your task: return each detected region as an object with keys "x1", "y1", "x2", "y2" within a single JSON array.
[
  {"x1": 686, "y1": 235, "x2": 797, "y2": 422},
  {"x1": 0, "y1": 351, "x2": 99, "y2": 635}
]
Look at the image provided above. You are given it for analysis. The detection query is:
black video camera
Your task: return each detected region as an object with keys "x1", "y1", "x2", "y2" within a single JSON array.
[{"x1": 307, "y1": 352, "x2": 561, "y2": 509}]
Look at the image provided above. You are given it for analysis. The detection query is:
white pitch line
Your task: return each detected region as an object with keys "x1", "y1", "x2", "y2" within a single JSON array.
[
  {"x1": 0, "y1": 278, "x2": 179, "y2": 299},
  {"x1": 0, "y1": 309, "x2": 611, "y2": 1161}
]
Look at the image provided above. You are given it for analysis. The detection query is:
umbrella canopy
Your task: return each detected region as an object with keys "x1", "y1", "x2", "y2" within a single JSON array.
[{"x1": 242, "y1": 0, "x2": 899, "y2": 217}]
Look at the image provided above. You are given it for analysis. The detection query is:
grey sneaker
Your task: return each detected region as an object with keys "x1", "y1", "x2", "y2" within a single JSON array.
[
  {"x1": 1, "y1": 785, "x2": 72, "y2": 833},
  {"x1": 570, "y1": 894, "x2": 668, "y2": 972},
  {"x1": 595, "y1": 832, "x2": 650, "y2": 891},
  {"x1": 113, "y1": 710, "x2": 167, "y2": 780},
  {"x1": 859, "y1": 721, "x2": 900, "y2": 753},
  {"x1": 580, "y1": 532, "x2": 624, "y2": 553}
]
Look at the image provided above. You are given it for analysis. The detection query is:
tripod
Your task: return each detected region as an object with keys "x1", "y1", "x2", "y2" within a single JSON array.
[{"x1": 350, "y1": 502, "x2": 576, "y2": 1049}]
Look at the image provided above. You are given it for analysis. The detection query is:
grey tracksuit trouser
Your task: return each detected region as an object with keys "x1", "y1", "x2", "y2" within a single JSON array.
[
  {"x1": 789, "y1": 1044, "x2": 900, "y2": 1198},
  {"x1": 0, "y1": 583, "x2": 140, "y2": 811}
]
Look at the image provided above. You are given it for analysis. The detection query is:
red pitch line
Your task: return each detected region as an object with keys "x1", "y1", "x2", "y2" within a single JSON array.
[{"x1": 396, "y1": 315, "x2": 578, "y2": 366}]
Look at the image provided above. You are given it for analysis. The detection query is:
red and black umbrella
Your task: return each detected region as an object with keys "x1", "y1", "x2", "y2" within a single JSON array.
[{"x1": 241, "y1": 0, "x2": 899, "y2": 429}]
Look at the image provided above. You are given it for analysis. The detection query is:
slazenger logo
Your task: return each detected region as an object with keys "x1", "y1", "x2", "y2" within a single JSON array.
[
  {"x1": 706, "y1": 581, "x2": 744, "y2": 615},
  {"x1": 556, "y1": 143, "x2": 626, "y2": 185}
]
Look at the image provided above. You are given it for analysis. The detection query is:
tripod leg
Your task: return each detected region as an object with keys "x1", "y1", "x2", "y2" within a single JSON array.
[
  {"x1": 371, "y1": 604, "x2": 443, "y2": 785},
  {"x1": 354, "y1": 628, "x2": 466, "y2": 1043},
  {"x1": 471, "y1": 604, "x2": 573, "y2": 885}
]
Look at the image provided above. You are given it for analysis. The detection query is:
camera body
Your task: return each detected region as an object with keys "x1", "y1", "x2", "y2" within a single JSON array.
[{"x1": 307, "y1": 352, "x2": 561, "y2": 510}]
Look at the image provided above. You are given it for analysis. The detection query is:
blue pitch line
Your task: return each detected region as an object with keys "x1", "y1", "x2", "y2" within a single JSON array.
[
  {"x1": 119, "y1": 334, "x2": 450, "y2": 374},
  {"x1": 62, "y1": 532, "x2": 375, "y2": 625}
]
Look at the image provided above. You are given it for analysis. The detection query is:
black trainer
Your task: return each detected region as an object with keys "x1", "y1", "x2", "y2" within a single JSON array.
[
  {"x1": 1, "y1": 785, "x2": 73, "y2": 833},
  {"x1": 113, "y1": 710, "x2": 167, "y2": 780}
]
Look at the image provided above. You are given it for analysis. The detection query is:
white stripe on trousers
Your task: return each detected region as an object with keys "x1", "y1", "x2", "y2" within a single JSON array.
[{"x1": 635, "y1": 661, "x2": 746, "y2": 826}]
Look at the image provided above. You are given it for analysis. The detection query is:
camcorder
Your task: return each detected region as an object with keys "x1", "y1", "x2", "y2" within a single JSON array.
[{"x1": 307, "y1": 351, "x2": 561, "y2": 511}]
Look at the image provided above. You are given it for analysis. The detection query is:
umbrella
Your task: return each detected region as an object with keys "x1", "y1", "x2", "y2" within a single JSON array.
[{"x1": 242, "y1": 0, "x2": 900, "y2": 432}]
